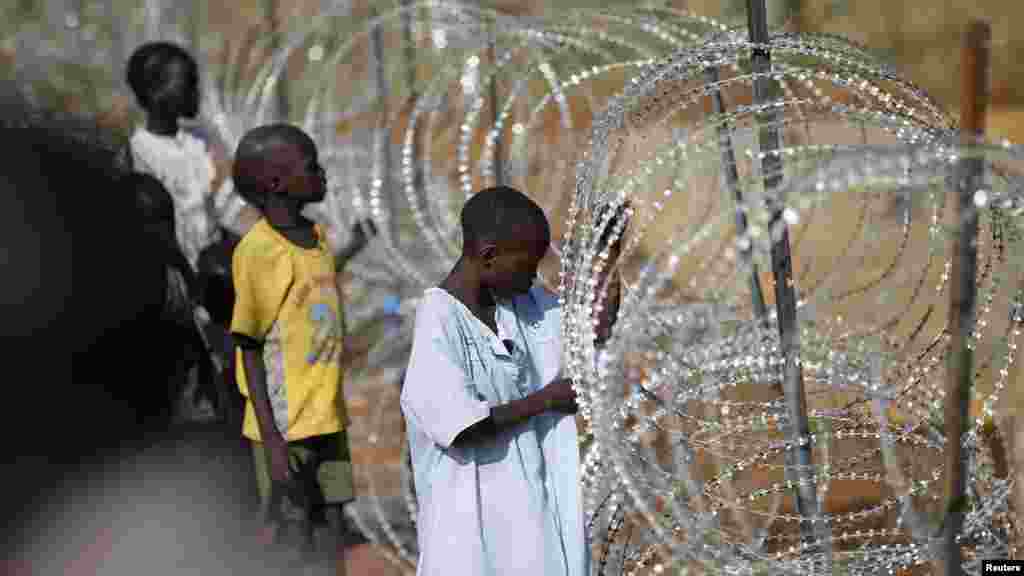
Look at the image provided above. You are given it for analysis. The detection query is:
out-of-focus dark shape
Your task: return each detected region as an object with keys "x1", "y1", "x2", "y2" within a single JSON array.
[{"x1": 0, "y1": 80, "x2": 175, "y2": 550}]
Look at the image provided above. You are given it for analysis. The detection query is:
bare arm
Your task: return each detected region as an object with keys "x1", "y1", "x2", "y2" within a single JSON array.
[
  {"x1": 237, "y1": 339, "x2": 290, "y2": 482},
  {"x1": 451, "y1": 379, "x2": 576, "y2": 449},
  {"x1": 335, "y1": 219, "x2": 376, "y2": 270},
  {"x1": 207, "y1": 131, "x2": 232, "y2": 199},
  {"x1": 238, "y1": 345, "x2": 281, "y2": 442}
]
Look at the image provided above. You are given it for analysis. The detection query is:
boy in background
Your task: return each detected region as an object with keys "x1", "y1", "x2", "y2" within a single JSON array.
[{"x1": 123, "y1": 41, "x2": 260, "y2": 422}]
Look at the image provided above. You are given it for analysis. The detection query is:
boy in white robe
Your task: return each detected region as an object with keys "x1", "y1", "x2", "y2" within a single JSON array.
[{"x1": 400, "y1": 186, "x2": 586, "y2": 575}]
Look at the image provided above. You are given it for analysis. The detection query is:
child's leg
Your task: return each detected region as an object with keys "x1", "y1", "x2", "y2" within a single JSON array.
[
  {"x1": 324, "y1": 505, "x2": 347, "y2": 576},
  {"x1": 312, "y1": 432, "x2": 356, "y2": 576},
  {"x1": 254, "y1": 438, "x2": 325, "y2": 567},
  {"x1": 251, "y1": 439, "x2": 305, "y2": 550},
  {"x1": 250, "y1": 439, "x2": 277, "y2": 544}
]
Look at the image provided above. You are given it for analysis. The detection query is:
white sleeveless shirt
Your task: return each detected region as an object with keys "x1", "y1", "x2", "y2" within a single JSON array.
[{"x1": 130, "y1": 126, "x2": 250, "y2": 271}]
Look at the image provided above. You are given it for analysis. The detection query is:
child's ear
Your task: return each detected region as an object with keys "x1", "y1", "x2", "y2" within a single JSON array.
[
  {"x1": 479, "y1": 244, "x2": 498, "y2": 267},
  {"x1": 268, "y1": 176, "x2": 284, "y2": 195}
]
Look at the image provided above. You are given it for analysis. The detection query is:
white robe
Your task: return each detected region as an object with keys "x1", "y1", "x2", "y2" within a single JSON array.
[{"x1": 401, "y1": 287, "x2": 588, "y2": 576}]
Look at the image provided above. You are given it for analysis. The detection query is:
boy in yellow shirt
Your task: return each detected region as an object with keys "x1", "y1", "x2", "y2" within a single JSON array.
[{"x1": 230, "y1": 124, "x2": 367, "y2": 572}]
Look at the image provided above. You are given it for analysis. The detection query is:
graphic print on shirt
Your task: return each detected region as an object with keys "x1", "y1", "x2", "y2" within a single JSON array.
[
  {"x1": 264, "y1": 322, "x2": 289, "y2": 435},
  {"x1": 296, "y1": 274, "x2": 344, "y2": 366}
]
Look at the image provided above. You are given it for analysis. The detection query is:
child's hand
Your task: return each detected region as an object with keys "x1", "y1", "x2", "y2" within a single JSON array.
[
  {"x1": 208, "y1": 137, "x2": 232, "y2": 191},
  {"x1": 350, "y1": 219, "x2": 377, "y2": 250},
  {"x1": 543, "y1": 377, "x2": 578, "y2": 414}
]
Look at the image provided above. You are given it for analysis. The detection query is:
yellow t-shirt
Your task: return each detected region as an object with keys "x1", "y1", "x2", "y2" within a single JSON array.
[{"x1": 230, "y1": 219, "x2": 348, "y2": 442}]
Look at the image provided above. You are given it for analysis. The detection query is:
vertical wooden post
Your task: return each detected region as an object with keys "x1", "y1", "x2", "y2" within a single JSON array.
[
  {"x1": 143, "y1": 0, "x2": 160, "y2": 41},
  {"x1": 705, "y1": 66, "x2": 769, "y2": 322},
  {"x1": 489, "y1": 20, "x2": 504, "y2": 187},
  {"x1": 370, "y1": 5, "x2": 399, "y2": 242},
  {"x1": 399, "y1": 0, "x2": 419, "y2": 244},
  {"x1": 262, "y1": 0, "x2": 287, "y2": 120},
  {"x1": 188, "y1": 0, "x2": 203, "y2": 57},
  {"x1": 106, "y1": 0, "x2": 126, "y2": 84},
  {"x1": 940, "y1": 19, "x2": 989, "y2": 576},
  {"x1": 747, "y1": 0, "x2": 823, "y2": 550},
  {"x1": 401, "y1": 0, "x2": 417, "y2": 97},
  {"x1": 704, "y1": 62, "x2": 787, "y2": 547},
  {"x1": 370, "y1": 7, "x2": 387, "y2": 129}
]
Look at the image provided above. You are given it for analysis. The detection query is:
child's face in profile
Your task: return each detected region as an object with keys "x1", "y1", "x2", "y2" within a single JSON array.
[
  {"x1": 278, "y1": 140, "x2": 327, "y2": 205},
  {"x1": 483, "y1": 227, "x2": 549, "y2": 299}
]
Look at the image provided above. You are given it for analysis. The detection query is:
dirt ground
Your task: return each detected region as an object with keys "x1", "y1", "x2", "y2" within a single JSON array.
[{"x1": 9, "y1": 420, "x2": 404, "y2": 576}]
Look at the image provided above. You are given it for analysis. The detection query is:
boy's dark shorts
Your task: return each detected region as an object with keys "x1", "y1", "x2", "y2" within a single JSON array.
[{"x1": 251, "y1": 430, "x2": 355, "y2": 521}]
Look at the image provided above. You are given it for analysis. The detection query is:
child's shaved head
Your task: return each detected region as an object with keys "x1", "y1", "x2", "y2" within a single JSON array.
[
  {"x1": 126, "y1": 42, "x2": 198, "y2": 119},
  {"x1": 458, "y1": 186, "x2": 551, "y2": 298},
  {"x1": 460, "y1": 186, "x2": 551, "y2": 253},
  {"x1": 232, "y1": 124, "x2": 317, "y2": 207}
]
